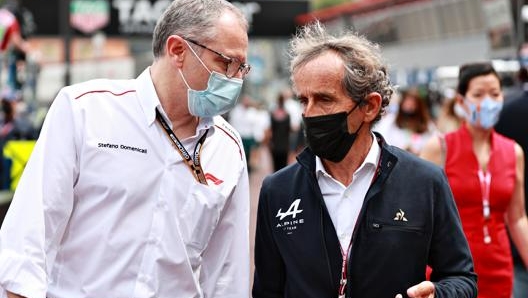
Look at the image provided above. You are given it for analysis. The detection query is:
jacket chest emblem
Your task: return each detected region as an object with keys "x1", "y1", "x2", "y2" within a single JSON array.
[
  {"x1": 275, "y1": 199, "x2": 305, "y2": 235},
  {"x1": 393, "y1": 209, "x2": 408, "y2": 221}
]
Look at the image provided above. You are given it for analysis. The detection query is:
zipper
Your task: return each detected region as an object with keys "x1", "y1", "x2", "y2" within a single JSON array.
[
  {"x1": 371, "y1": 222, "x2": 424, "y2": 234},
  {"x1": 310, "y1": 170, "x2": 335, "y2": 292}
]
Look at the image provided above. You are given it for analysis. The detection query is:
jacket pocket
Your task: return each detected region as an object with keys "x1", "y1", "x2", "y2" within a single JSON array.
[
  {"x1": 178, "y1": 182, "x2": 228, "y2": 256},
  {"x1": 363, "y1": 220, "x2": 428, "y2": 267},
  {"x1": 370, "y1": 221, "x2": 425, "y2": 235}
]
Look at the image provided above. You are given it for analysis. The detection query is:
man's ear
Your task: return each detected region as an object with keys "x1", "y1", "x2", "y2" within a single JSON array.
[
  {"x1": 362, "y1": 92, "x2": 382, "y2": 122},
  {"x1": 166, "y1": 35, "x2": 187, "y2": 67}
]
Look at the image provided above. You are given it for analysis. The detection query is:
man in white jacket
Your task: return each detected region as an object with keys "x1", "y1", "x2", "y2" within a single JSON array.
[{"x1": 0, "y1": 0, "x2": 251, "y2": 297}]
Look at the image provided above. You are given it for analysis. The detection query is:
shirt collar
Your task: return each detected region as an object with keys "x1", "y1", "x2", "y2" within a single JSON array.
[
  {"x1": 135, "y1": 67, "x2": 215, "y2": 136},
  {"x1": 194, "y1": 117, "x2": 215, "y2": 138},
  {"x1": 136, "y1": 67, "x2": 160, "y2": 126},
  {"x1": 316, "y1": 132, "x2": 381, "y2": 178}
]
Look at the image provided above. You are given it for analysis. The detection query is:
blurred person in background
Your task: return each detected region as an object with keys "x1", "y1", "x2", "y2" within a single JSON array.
[
  {"x1": 0, "y1": 0, "x2": 31, "y2": 88},
  {"x1": 435, "y1": 95, "x2": 464, "y2": 134},
  {"x1": 0, "y1": 87, "x2": 36, "y2": 190},
  {"x1": 495, "y1": 66, "x2": 528, "y2": 298},
  {"x1": 252, "y1": 100, "x2": 271, "y2": 170},
  {"x1": 2, "y1": 0, "x2": 35, "y2": 93},
  {"x1": 229, "y1": 94, "x2": 258, "y2": 171},
  {"x1": 253, "y1": 21, "x2": 476, "y2": 298},
  {"x1": 376, "y1": 87, "x2": 437, "y2": 155},
  {"x1": 0, "y1": 88, "x2": 36, "y2": 142},
  {"x1": 264, "y1": 91, "x2": 291, "y2": 171},
  {"x1": 420, "y1": 62, "x2": 528, "y2": 298},
  {"x1": 281, "y1": 87, "x2": 304, "y2": 162},
  {"x1": 0, "y1": 0, "x2": 251, "y2": 297}
]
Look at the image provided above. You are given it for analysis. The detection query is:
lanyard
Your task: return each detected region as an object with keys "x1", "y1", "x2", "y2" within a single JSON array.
[
  {"x1": 338, "y1": 243, "x2": 352, "y2": 298},
  {"x1": 337, "y1": 155, "x2": 383, "y2": 298},
  {"x1": 477, "y1": 169, "x2": 491, "y2": 244},
  {"x1": 155, "y1": 109, "x2": 209, "y2": 185}
]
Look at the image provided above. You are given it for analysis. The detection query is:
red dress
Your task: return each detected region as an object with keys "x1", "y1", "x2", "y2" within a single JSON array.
[{"x1": 445, "y1": 125, "x2": 516, "y2": 298}]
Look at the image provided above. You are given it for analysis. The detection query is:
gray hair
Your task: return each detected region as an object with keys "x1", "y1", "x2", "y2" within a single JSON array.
[
  {"x1": 152, "y1": 0, "x2": 248, "y2": 58},
  {"x1": 289, "y1": 22, "x2": 394, "y2": 123}
]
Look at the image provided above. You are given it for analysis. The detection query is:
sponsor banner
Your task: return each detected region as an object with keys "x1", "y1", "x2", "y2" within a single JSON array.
[
  {"x1": 70, "y1": 0, "x2": 110, "y2": 34},
  {"x1": 26, "y1": 0, "x2": 309, "y2": 37}
]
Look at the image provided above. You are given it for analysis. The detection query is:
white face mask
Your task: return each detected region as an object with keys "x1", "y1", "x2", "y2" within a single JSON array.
[
  {"x1": 462, "y1": 97, "x2": 503, "y2": 129},
  {"x1": 179, "y1": 40, "x2": 243, "y2": 117},
  {"x1": 453, "y1": 102, "x2": 466, "y2": 119}
]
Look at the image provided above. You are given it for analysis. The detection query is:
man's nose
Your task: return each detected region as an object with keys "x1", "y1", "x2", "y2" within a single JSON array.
[{"x1": 303, "y1": 101, "x2": 318, "y2": 117}]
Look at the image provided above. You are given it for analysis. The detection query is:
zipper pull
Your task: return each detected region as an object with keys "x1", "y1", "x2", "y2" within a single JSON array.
[{"x1": 372, "y1": 223, "x2": 381, "y2": 229}]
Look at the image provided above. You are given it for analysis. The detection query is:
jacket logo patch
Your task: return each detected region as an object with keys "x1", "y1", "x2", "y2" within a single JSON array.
[
  {"x1": 205, "y1": 173, "x2": 223, "y2": 185},
  {"x1": 393, "y1": 209, "x2": 408, "y2": 221},
  {"x1": 275, "y1": 199, "x2": 304, "y2": 235},
  {"x1": 276, "y1": 199, "x2": 303, "y2": 220}
]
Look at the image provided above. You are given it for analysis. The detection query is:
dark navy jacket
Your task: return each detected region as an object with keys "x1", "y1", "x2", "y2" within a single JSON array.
[{"x1": 252, "y1": 134, "x2": 477, "y2": 298}]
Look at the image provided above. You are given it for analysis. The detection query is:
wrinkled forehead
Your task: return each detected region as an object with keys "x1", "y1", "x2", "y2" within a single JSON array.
[{"x1": 292, "y1": 52, "x2": 345, "y2": 86}]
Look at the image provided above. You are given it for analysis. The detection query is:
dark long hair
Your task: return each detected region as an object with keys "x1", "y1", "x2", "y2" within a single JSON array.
[
  {"x1": 457, "y1": 62, "x2": 501, "y2": 96},
  {"x1": 395, "y1": 88, "x2": 430, "y2": 133}
]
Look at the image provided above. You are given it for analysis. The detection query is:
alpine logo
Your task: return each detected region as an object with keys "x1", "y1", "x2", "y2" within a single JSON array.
[
  {"x1": 276, "y1": 199, "x2": 303, "y2": 220},
  {"x1": 275, "y1": 199, "x2": 305, "y2": 235}
]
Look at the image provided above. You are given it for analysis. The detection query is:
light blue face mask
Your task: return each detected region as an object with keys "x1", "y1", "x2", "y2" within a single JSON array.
[
  {"x1": 180, "y1": 41, "x2": 243, "y2": 117},
  {"x1": 464, "y1": 97, "x2": 503, "y2": 129}
]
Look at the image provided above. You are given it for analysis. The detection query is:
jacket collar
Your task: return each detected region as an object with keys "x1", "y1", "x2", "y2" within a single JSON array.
[
  {"x1": 297, "y1": 132, "x2": 395, "y2": 168},
  {"x1": 366, "y1": 132, "x2": 399, "y2": 202},
  {"x1": 135, "y1": 67, "x2": 160, "y2": 127},
  {"x1": 297, "y1": 132, "x2": 398, "y2": 200},
  {"x1": 135, "y1": 67, "x2": 215, "y2": 136}
]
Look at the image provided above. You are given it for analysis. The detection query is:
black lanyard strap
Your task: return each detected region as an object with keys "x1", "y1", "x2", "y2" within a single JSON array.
[{"x1": 155, "y1": 108, "x2": 209, "y2": 185}]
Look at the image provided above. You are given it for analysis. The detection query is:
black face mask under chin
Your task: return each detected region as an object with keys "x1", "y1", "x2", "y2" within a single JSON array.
[{"x1": 302, "y1": 103, "x2": 363, "y2": 163}]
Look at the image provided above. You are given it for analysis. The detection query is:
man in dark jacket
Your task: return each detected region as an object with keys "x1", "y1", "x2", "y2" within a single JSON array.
[
  {"x1": 252, "y1": 21, "x2": 477, "y2": 298},
  {"x1": 495, "y1": 66, "x2": 528, "y2": 298}
]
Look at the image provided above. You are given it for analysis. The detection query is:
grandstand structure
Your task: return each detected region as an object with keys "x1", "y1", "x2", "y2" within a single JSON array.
[{"x1": 296, "y1": 0, "x2": 520, "y2": 88}]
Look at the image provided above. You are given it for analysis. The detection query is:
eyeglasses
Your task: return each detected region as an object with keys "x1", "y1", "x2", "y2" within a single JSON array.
[{"x1": 183, "y1": 38, "x2": 251, "y2": 78}]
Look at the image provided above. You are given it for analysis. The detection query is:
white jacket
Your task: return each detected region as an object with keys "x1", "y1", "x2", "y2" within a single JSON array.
[{"x1": 0, "y1": 68, "x2": 250, "y2": 298}]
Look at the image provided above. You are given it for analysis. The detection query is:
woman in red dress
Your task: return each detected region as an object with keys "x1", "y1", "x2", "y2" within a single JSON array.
[{"x1": 421, "y1": 62, "x2": 528, "y2": 298}]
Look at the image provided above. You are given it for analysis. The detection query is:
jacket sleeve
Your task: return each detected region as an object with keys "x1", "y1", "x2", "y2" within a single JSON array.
[
  {"x1": 252, "y1": 176, "x2": 285, "y2": 298},
  {"x1": 0, "y1": 89, "x2": 79, "y2": 298},
  {"x1": 429, "y1": 172, "x2": 478, "y2": 298},
  {"x1": 200, "y1": 163, "x2": 250, "y2": 298}
]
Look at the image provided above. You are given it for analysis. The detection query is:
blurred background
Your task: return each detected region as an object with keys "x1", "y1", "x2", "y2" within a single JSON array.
[{"x1": 6, "y1": 0, "x2": 528, "y2": 112}]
